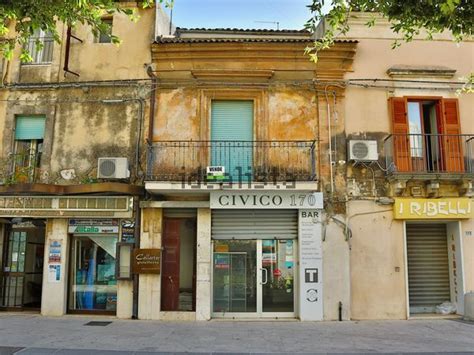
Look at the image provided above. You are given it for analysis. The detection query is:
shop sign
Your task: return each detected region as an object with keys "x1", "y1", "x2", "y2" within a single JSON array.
[
  {"x1": 68, "y1": 219, "x2": 119, "y2": 234},
  {"x1": 121, "y1": 220, "x2": 136, "y2": 243},
  {"x1": 48, "y1": 240, "x2": 62, "y2": 263},
  {"x1": 394, "y1": 198, "x2": 473, "y2": 220},
  {"x1": 210, "y1": 191, "x2": 323, "y2": 209},
  {"x1": 132, "y1": 249, "x2": 161, "y2": 274},
  {"x1": 298, "y1": 209, "x2": 323, "y2": 321},
  {"x1": 0, "y1": 196, "x2": 133, "y2": 218}
]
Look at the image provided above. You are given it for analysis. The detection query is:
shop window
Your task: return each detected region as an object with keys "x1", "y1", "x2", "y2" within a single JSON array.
[
  {"x1": 96, "y1": 18, "x2": 113, "y2": 43},
  {"x1": 69, "y1": 235, "x2": 118, "y2": 313},
  {"x1": 22, "y1": 29, "x2": 54, "y2": 64},
  {"x1": 389, "y1": 97, "x2": 464, "y2": 173},
  {"x1": 161, "y1": 213, "x2": 197, "y2": 312},
  {"x1": 12, "y1": 115, "x2": 45, "y2": 183}
]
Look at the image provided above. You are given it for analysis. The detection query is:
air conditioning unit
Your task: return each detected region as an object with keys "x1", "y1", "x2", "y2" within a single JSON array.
[
  {"x1": 348, "y1": 140, "x2": 378, "y2": 161},
  {"x1": 97, "y1": 158, "x2": 130, "y2": 179}
]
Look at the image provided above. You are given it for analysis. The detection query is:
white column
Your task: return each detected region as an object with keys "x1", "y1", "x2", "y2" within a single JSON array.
[
  {"x1": 138, "y1": 208, "x2": 162, "y2": 320},
  {"x1": 41, "y1": 219, "x2": 68, "y2": 316},
  {"x1": 196, "y1": 208, "x2": 211, "y2": 321},
  {"x1": 116, "y1": 280, "x2": 133, "y2": 318}
]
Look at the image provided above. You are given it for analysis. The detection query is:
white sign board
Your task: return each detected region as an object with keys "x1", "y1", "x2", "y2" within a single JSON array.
[
  {"x1": 210, "y1": 191, "x2": 323, "y2": 209},
  {"x1": 298, "y1": 209, "x2": 323, "y2": 321}
]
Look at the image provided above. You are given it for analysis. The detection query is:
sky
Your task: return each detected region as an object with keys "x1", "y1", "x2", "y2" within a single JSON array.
[{"x1": 165, "y1": 0, "x2": 315, "y2": 31}]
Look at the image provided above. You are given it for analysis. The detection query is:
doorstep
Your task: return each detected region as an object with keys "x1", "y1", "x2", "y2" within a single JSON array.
[{"x1": 409, "y1": 313, "x2": 462, "y2": 320}]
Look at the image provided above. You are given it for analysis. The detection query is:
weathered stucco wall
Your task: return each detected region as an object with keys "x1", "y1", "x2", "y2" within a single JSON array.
[
  {"x1": 348, "y1": 201, "x2": 407, "y2": 320},
  {"x1": 1, "y1": 86, "x2": 149, "y2": 184}
]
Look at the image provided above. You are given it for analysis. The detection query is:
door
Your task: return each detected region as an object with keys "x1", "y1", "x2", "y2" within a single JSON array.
[
  {"x1": 161, "y1": 219, "x2": 181, "y2": 311},
  {"x1": 406, "y1": 223, "x2": 451, "y2": 314},
  {"x1": 211, "y1": 100, "x2": 254, "y2": 181},
  {"x1": 1, "y1": 228, "x2": 45, "y2": 310},
  {"x1": 212, "y1": 239, "x2": 296, "y2": 318}
]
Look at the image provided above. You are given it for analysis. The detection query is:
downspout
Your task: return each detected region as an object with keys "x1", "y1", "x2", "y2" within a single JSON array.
[{"x1": 132, "y1": 198, "x2": 141, "y2": 319}]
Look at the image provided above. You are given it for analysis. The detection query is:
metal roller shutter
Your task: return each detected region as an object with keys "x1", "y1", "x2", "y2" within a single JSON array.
[
  {"x1": 406, "y1": 223, "x2": 450, "y2": 314},
  {"x1": 212, "y1": 209, "x2": 297, "y2": 240}
]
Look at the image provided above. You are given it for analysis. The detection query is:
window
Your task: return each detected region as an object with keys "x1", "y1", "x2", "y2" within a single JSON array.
[
  {"x1": 96, "y1": 18, "x2": 113, "y2": 43},
  {"x1": 22, "y1": 29, "x2": 54, "y2": 64},
  {"x1": 69, "y1": 234, "x2": 118, "y2": 313},
  {"x1": 12, "y1": 116, "x2": 46, "y2": 182},
  {"x1": 389, "y1": 97, "x2": 463, "y2": 173}
]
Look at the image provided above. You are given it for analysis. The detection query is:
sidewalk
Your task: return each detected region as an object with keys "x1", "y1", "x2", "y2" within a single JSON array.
[{"x1": 0, "y1": 314, "x2": 473, "y2": 354}]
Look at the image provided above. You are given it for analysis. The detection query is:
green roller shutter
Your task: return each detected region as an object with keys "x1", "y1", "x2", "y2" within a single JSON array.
[
  {"x1": 211, "y1": 100, "x2": 253, "y2": 181},
  {"x1": 15, "y1": 116, "x2": 46, "y2": 140}
]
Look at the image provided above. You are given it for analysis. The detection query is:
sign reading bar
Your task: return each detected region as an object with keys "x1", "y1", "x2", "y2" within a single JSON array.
[
  {"x1": 394, "y1": 198, "x2": 473, "y2": 220},
  {"x1": 210, "y1": 191, "x2": 323, "y2": 209},
  {"x1": 133, "y1": 249, "x2": 161, "y2": 274},
  {"x1": 298, "y1": 209, "x2": 323, "y2": 321}
]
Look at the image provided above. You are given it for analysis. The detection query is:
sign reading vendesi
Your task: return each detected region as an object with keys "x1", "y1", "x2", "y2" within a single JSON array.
[
  {"x1": 394, "y1": 198, "x2": 473, "y2": 219},
  {"x1": 210, "y1": 191, "x2": 323, "y2": 209}
]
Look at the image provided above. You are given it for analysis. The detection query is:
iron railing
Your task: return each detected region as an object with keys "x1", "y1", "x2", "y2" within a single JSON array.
[
  {"x1": 22, "y1": 38, "x2": 54, "y2": 64},
  {"x1": 384, "y1": 134, "x2": 474, "y2": 174},
  {"x1": 0, "y1": 152, "x2": 42, "y2": 184},
  {"x1": 146, "y1": 140, "x2": 317, "y2": 182}
]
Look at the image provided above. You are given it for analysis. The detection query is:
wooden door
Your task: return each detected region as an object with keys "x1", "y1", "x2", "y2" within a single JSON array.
[
  {"x1": 161, "y1": 219, "x2": 181, "y2": 311},
  {"x1": 441, "y1": 98, "x2": 464, "y2": 172},
  {"x1": 389, "y1": 97, "x2": 411, "y2": 172}
]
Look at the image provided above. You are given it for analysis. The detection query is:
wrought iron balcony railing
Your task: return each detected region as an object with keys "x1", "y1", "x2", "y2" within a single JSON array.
[
  {"x1": 384, "y1": 134, "x2": 474, "y2": 175},
  {"x1": 146, "y1": 140, "x2": 317, "y2": 182},
  {"x1": 1, "y1": 153, "x2": 42, "y2": 184}
]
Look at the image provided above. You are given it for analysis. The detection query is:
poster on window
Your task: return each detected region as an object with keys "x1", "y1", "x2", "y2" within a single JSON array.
[{"x1": 48, "y1": 264, "x2": 61, "y2": 283}]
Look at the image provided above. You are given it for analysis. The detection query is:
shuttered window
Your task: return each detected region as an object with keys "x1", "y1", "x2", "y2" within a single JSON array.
[
  {"x1": 15, "y1": 116, "x2": 46, "y2": 140},
  {"x1": 211, "y1": 100, "x2": 254, "y2": 180},
  {"x1": 212, "y1": 210, "x2": 298, "y2": 240},
  {"x1": 406, "y1": 223, "x2": 450, "y2": 314}
]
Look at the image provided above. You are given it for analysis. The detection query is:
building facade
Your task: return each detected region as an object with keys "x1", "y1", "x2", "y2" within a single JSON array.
[
  {"x1": 334, "y1": 13, "x2": 474, "y2": 320},
  {"x1": 0, "y1": 2, "x2": 154, "y2": 317},
  {"x1": 0, "y1": 7, "x2": 472, "y2": 322}
]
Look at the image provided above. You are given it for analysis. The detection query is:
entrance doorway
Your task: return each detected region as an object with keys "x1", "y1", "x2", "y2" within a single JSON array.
[
  {"x1": 212, "y1": 239, "x2": 296, "y2": 318},
  {"x1": 161, "y1": 214, "x2": 197, "y2": 312},
  {"x1": 0, "y1": 222, "x2": 45, "y2": 310}
]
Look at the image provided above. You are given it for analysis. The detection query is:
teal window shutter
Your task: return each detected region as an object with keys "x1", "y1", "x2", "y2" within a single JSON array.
[
  {"x1": 15, "y1": 116, "x2": 46, "y2": 140},
  {"x1": 211, "y1": 100, "x2": 254, "y2": 181}
]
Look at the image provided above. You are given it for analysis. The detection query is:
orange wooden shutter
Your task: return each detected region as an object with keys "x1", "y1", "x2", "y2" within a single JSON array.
[
  {"x1": 389, "y1": 97, "x2": 411, "y2": 172},
  {"x1": 441, "y1": 98, "x2": 464, "y2": 172}
]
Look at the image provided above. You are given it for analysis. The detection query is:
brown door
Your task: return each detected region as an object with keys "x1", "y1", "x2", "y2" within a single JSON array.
[
  {"x1": 441, "y1": 98, "x2": 464, "y2": 172},
  {"x1": 389, "y1": 97, "x2": 411, "y2": 172},
  {"x1": 161, "y1": 219, "x2": 180, "y2": 311}
]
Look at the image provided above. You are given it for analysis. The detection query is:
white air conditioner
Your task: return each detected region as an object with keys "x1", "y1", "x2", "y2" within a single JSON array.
[
  {"x1": 97, "y1": 157, "x2": 130, "y2": 179},
  {"x1": 348, "y1": 140, "x2": 378, "y2": 161}
]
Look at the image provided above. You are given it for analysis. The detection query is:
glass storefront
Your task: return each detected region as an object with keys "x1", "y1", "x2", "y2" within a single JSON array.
[
  {"x1": 212, "y1": 239, "x2": 295, "y2": 316},
  {"x1": 69, "y1": 234, "x2": 117, "y2": 313}
]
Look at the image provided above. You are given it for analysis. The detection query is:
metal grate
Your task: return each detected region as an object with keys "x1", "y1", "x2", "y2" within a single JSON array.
[{"x1": 84, "y1": 321, "x2": 112, "y2": 326}]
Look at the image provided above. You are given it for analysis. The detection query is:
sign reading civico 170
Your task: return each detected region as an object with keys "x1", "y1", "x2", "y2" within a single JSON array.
[
  {"x1": 394, "y1": 198, "x2": 473, "y2": 220},
  {"x1": 210, "y1": 191, "x2": 323, "y2": 209}
]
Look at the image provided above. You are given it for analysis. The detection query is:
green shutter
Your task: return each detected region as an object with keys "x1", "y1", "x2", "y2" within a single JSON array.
[
  {"x1": 211, "y1": 100, "x2": 254, "y2": 181},
  {"x1": 15, "y1": 116, "x2": 46, "y2": 140}
]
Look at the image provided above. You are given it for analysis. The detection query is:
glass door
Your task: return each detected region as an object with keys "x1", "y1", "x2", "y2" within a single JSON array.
[
  {"x1": 261, "y1": 240, "x2": 295, "y2": 315},
  {"x1": 212, "y1": 239, "x2": 296, "y2": 318}
]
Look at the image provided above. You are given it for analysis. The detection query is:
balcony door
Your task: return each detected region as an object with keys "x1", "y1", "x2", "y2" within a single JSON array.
[
  {"x1": 390, "y1": 98, "x2": 464, "y2": 173},
  {"x1": 210, "y1": 100, "x2": 254, "y2": 182}
]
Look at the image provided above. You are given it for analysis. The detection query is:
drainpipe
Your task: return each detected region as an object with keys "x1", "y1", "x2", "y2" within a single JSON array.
[{"x1": 132, "y1": 198, "x2": 141, "y2": 319}]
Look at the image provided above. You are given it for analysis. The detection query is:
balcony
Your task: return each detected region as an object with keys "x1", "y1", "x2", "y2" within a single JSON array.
[
  {"x1": 0, "y1": 153, "x2": 42, "y2": 185},
  {"x1": 146, "y1": 140, "x2": 317, "y2": 183},
  {"x1": 384, "y1": 134, "x2": 474, "y2": 180}
]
